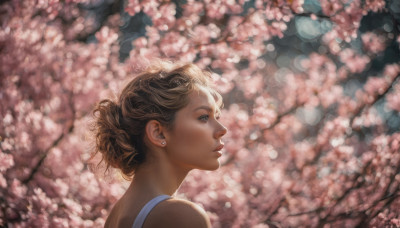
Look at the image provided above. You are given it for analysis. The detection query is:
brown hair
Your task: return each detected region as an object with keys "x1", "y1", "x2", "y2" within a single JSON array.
[{"x1": 91, "y1": 61, "x2": 222, "y2": 179}]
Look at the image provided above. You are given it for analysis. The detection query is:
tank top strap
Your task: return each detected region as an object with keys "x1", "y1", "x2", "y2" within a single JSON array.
[{"x1": 131, "y1": 194, "x2": 171, "y2": 228}]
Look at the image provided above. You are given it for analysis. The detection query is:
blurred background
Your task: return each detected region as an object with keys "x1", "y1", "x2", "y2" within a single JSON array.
[{"x1": 1, "y1": 0, "x2": 400, "y2": 227}]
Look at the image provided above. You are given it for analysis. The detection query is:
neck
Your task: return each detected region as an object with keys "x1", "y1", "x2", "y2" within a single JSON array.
[{"x1": 129, "y1": 155, "x2": 191, "y2": 197}]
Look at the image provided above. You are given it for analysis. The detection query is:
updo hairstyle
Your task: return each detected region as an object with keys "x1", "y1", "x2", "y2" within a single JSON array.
[{"x1": 91, "y1": 62, "x2": 222, "y2": 179}]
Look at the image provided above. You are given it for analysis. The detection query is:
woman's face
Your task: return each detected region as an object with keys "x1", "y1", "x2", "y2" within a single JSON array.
[{"x1": 164, "y1": 86, "x2": 227, "y2": 171}]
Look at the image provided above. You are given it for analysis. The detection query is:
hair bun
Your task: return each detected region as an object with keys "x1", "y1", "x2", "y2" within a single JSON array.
[{"x1": 92, "y1": 99, "x2": 139, "y2": 177}]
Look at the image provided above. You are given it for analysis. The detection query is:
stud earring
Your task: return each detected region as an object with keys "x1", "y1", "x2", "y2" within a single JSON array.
[{"x1": 161, "y1": 141, "x2": 166, "y2": 145}]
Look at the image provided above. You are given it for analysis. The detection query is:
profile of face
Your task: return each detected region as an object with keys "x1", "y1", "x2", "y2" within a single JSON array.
[{"x1": 163, "y1": 86, "x2": 228, "y2": 171}]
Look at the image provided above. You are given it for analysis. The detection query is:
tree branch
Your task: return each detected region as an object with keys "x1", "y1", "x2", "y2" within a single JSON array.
[
  {"x1": 22, "y1": 121, "x2": 74, "y2": 185},
  {"x1": 349, "y1": 73, "x2": 400, "y2": 129},
  {"x1": 22, "y1": 90, "x2": 76, "y2": 184},
  {"x1": 221, "y1": 101, "x2": 302, "y2": 166}
]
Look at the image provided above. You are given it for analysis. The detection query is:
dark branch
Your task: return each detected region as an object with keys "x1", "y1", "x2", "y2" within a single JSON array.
[
  {"x1": 349, "y1": 73, "x2": 400, "y2": 128},
  {"x1": 22, "y1": 89, "x2": 76, "y2": 184},
  {"x1": 221, "y1": 101, "x2": 302, "y2": 166},
  {"x1": 22, "y1": 122, "x2": 74, "y2": 185}
]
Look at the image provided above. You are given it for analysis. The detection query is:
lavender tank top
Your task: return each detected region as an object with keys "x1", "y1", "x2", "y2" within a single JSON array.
[{"x1": 131, "y1": 195, "x2": 171, "y2": 228}]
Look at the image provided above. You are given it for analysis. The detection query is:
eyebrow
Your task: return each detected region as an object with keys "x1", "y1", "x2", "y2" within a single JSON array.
[{"x1": 194, "y1": 105, "x2": 221, "y2": 114}]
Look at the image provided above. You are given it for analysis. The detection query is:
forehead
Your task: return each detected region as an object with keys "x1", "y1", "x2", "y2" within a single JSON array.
[{"x1": 186, "y1": 86, "x2": 219, "y2": 111}]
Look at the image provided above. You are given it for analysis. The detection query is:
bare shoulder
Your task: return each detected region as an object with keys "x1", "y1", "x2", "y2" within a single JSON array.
[
  {"x1": 144, "y1": 198, "x2": 211, "y2": 228},
  {"x1": 104, "y1": 199, "x2": 134, "y2": 228}
]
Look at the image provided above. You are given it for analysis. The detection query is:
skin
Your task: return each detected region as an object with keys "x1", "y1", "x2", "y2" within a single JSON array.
[{"x1": 105, "y1": 86, "x2": 227, "y2": 228}]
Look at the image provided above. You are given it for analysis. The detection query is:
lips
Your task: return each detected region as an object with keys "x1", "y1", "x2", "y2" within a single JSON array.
[{"x1": 214, "y1": 144, "x2": 224, "y2": 152}]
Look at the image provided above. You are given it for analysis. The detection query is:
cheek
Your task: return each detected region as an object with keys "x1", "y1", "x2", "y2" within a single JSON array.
[{"x1": 173, "y1": 124, "x2": 210, "y2": 149}]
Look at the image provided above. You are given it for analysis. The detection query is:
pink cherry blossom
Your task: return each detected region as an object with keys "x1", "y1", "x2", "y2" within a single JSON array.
[
  {"x1": 1, "y1": 0, "x2": 400, "y2": 227},
  {"x1": 364, "y1": 76, "x2": 389, "y2": 96},
  {"x1": 362, "y1": 32, "x2": 387, "y2": 54},
  {"x1": 386, "y1": 83, "x2": 400, "y2": 112},
  {"x1": 339, "y1": 48, "x2": 370, "y2": 73}
]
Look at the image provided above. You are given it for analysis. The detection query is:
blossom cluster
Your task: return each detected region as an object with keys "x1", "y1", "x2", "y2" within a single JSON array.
[{"x1": 1, "y1": 0, "x2": 399, "y2": 227}]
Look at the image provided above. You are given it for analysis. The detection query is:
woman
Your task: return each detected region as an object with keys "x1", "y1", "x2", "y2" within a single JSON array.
[{"x1": 92, "y1": 61, "x2": 227, "y2": 228}]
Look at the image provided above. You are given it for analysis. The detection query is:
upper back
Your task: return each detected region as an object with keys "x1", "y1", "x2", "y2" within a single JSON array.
[
  {"x1": 143, "y1": 198, "x2": 211, "y2": 228},
  {"x1": 105, "y1": 196, "x2": 211, "y2": 228}
]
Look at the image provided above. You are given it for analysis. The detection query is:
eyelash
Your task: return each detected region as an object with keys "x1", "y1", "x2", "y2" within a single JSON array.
[
  {"x1": 198, "y1": 114, "x2": 221, "y2": 122},
  {"x1": 199, "y1": 115, "x2": 209, "y2": 122}
]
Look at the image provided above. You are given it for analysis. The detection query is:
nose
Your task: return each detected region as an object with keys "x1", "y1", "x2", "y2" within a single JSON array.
[{"x1": 214, "y1": 121, "x2": 228, "y2": 139}]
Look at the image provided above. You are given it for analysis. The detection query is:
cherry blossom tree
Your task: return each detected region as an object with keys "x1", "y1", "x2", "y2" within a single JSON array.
[{"x1": 1, "y1": 0, "x2": 399, "y2": 227}]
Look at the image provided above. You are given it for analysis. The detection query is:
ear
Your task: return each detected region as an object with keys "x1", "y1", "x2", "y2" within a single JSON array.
[{"x1": 145, "y1": 120, "x2": 166, "y2": 147}]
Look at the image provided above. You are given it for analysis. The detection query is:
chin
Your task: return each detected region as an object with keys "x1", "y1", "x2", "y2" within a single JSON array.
[{"x1": 200, "y1": 160, "x2": 220, "y2": 171}]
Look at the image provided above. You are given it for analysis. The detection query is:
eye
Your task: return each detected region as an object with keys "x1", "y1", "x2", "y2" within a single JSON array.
[{"x1": 198, "y1": 115, "x2": 209, "y2": 122}]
